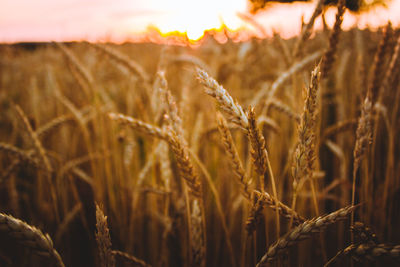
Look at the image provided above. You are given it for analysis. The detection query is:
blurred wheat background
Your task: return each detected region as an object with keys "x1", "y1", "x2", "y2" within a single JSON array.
[{"x1": 1, "y1": 1, "x2": 400, "y2": 266}]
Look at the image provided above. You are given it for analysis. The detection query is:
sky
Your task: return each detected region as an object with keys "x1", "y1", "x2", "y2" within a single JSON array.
[{"x1": 1, "y1": 0, "x2": 399, "y2": 43}]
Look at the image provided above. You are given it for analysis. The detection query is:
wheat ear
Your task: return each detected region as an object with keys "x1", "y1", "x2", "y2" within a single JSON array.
[
  {"x1": 112, "y1": 250, "x2": 151, "y2": 267},
  {"x1": 217, "y1": 113, "x2": 252, "y2": 200},
  {"x1": 0, "y1": 213, "x2": 65, "y2": 267},
  {"x1": 156, "y1": 70, "x2": 185, "y2": 139},
  {"x1": 198, "y1": 69, "x2": 280, "y2": 235},
  {"x1": 266, "y1": 99, "x2": 301, "y2": 123},
  {"x1": 351, "y1": 93, "x2": 372, "y2": 226},
  {"x1": 256, "y1": 205, "x2": 356, "y2": 266},
  {"x1": 165, "y1": 130, "x2": 202, "y2": 198},
  {"x1": 368, "y1": 22, "x2": 393, "y2": 104},
  {"x1": 190, "y1": 199, "x2": 206, "y2": 267},
  {"x1": 95, "y1": 204, "x2": 115, "y2": 267},
  {"x1": 324, "y1": 242, "x2": 400, "y2": 266},
  {"x1": 158, "y1": 71, "x2": 201, "y2": 197},
  {"x1": 351, "y1": 222, "x2": 379, "y2": 244},
  {"x1": 291, "y1": 64, "x2": 321, "y2": 222},
  {"x1": 196, "y1": 68, "x2": 248, "y2": 129},
  {"x1": 321, "y1": 0, "x2": 346, "y2": 79},
  {"x1": 293, "y1": 0, "x2": 325, "y2": 57},
  {"x1": 246, "y1": 107, "x2": 268, "y2": 180},
  {"x1": 380, "y1": 34, "x2": 400, "y2": 101},
  {"x1": 292, "y1": 64, "x2": 321, "y2": 190}
]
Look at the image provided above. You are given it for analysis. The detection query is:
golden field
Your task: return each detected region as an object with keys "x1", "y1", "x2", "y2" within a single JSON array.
[{"x1": 0, "y1": 6, "x2": 400, "y2": 267}]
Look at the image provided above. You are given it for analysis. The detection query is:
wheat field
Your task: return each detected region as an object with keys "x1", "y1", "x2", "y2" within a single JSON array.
[{"x1": 1, "y1": 2, "x2": 400, "y2": 266}]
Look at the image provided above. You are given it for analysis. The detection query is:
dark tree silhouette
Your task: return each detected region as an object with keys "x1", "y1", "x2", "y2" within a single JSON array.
[{"x1": 249, "y1": 0, "x2": 385, "y2": 12}]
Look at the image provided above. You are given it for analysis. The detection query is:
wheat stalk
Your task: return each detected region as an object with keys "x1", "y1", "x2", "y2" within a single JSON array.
[
  {"x1": 167, "y1": 54, "x2": 212, "y2": 74},
  {"x1": 245, "y1": 190, "x2": 306, "y2": 234},
  {"x1": 55, "y1": 204, "x2": 82, "y2": 243},
  {"x1": 254, "y1": 190, "x2": 305, "y2": 226},
  {"x1": 35, "y1": 114, "x2": 74, "y2": 137},
  {"x1": 55, "y1": 42, "x2": 94, "y2": 85},
  {"x1": 109, "y1": 113, "x2": 167, "y2": 140},
  {"x1": 0, "y1": 156, "x2": 26, "y2": 185},
  {"x1": 55, "y1": 42, "x2": 94, "y2": 98},
  {"x1": 321, "y1": 119, "x2": 358, "y2": 142},
  {"x1": 251, "y1": 50, "x2": 323, "y2": 107},
  {"x1": 255, "y1": 115, "x2": 281, "y2": 135},
  {"x1": 15, "y1": 105, "x2": 53, "y2": 172},
  {"x1": 266, "y1": 99, "x2": 300, "y2": 123},
  {"x1": 246, "y1": 189, "x2": 306, "y2": 235},
  {"x1": 0, "y1": 143, "x2": 40, "y2": 168},
  {"x1": 245, "y1": 195, "x2": 265, "y2": 235},
  {"x1": 90, "y1": 43, "x2": 149, "y2": 83}
]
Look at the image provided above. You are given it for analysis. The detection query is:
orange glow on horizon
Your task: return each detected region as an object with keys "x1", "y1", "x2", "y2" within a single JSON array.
[
  {"x1": 137, "y1": 24, "x2": 254, "y2": 46},
  {"x1": 121, "y1": 1, "x2": 400, "y2": 46},
  {"x1": 1, "y1": 0, "x2": 400, "y2": 44},
  {"x1": 154, "y1": 23, "x2": 250, "y2": 43},
  {"x1": 126, "y1": 0, "x2": 253, "y2": 44}
]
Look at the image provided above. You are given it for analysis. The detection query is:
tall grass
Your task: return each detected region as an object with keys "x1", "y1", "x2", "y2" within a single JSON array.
[{"x1": 0, "y1": 19, "x2": 399, "y2": 267}]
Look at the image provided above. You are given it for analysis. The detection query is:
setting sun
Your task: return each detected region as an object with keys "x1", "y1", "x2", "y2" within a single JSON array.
[{"x1": 148, "y1": 0, "x2": 249, "y2": 41}]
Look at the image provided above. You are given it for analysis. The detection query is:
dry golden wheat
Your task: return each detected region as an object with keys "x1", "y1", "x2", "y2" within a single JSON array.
[
  {"x1": 217, "y1": 113, "x2": 252, "y2": 200},
  {"x1": 256, "y1": 205, "x2": 356, "y2": 266},
  {"x1": 321, "y1": 0, "x2": 346, "y2": 79},
  {"x1": 112, "y1": 250, "x2": 151, "y2": 267},
  {"x1": 95, "y1": 204, "x2": 115, "y2": 267},
  {"x1": 0, "y1": 213, "x2": 65, "y2": 267},
  {"x1": 325, "y1": 242, "x2": 400, "y2": 266}
]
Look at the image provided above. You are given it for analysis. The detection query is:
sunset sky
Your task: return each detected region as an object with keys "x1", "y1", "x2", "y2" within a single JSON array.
[{"x1": 1, "y1": 0, "x2": 399, "y2": 43}]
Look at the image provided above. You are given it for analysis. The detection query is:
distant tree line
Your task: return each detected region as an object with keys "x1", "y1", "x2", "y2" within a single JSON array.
[{"x1": 249, "y1": 0, "x2": 388, "y2": 12}]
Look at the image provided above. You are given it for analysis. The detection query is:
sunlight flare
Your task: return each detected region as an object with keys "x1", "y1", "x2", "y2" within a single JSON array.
[{"x1": 148, "y1": 0, "x2": 249, "y2": 41}]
